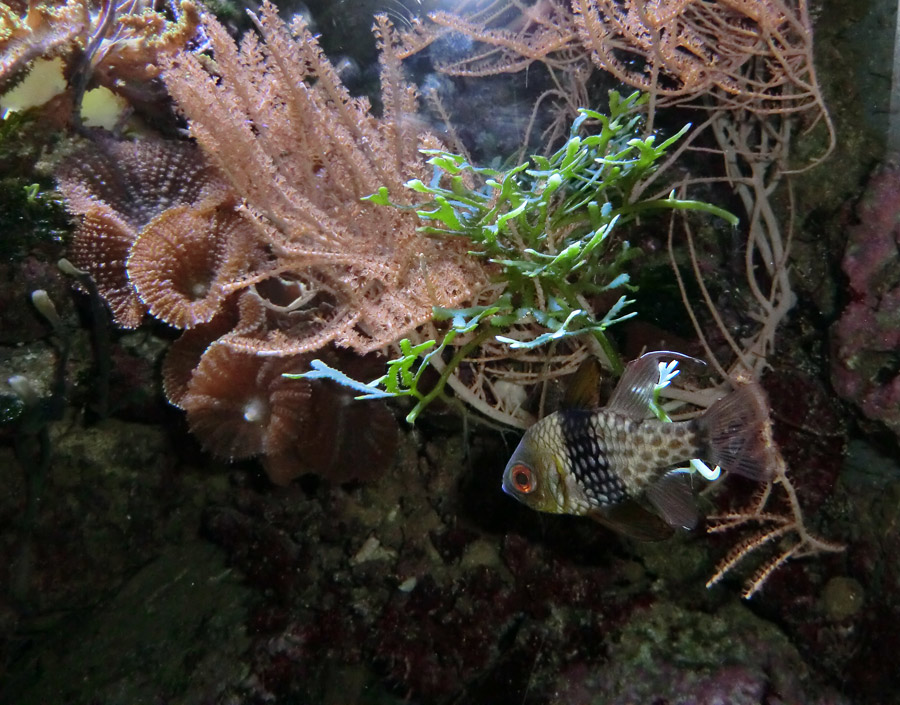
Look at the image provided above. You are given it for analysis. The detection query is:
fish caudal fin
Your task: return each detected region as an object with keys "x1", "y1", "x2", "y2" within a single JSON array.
[{"x1": 699, "y1": 383, "x2": 776, "y2": 482}]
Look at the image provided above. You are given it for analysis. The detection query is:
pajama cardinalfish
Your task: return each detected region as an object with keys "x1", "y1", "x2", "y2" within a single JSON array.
[{"x1": 502, "y1": 351, "x2": 776, "y2": 541}]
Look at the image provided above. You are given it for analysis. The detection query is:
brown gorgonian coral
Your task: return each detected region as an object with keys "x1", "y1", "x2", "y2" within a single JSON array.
[
  {"x1": 55, "y1": 6, "x2": 448, "y2": 486},
  {"x1": 161, "y1": 1, "x2": 491, "y2": 356}
]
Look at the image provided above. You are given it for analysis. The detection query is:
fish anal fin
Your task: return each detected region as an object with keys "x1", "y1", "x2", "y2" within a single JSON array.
[
  {"x1": 588, "y1": 500, "x2": 674, "y2": 542},
  {"x1": 646, "y1": 470, "x2": 699, "y2": 530},
  {"x1": 563, "y1": 357, "x2": 602, "y2": 409}
]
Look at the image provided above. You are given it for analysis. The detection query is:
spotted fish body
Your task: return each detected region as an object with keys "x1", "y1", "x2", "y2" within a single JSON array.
[
  {"x1": 531, "y1": 409, "x2": 703, "y2": 513},
  {"x1": 502, "y1": 352, "x2": 775, "y2": 540}
]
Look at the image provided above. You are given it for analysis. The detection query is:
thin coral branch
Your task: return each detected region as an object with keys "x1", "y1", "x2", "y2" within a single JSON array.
[{"x1": 706, "y1": 449, "x2": 844, "y2": 598}]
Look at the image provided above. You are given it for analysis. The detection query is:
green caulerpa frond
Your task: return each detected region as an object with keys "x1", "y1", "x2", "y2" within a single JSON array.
[
  {"x1": 289, "y1": 91, "x2": 738, "y2": 424},
  {"x1": 289, "y1": 307, "x2": 497, "y2": 423}
]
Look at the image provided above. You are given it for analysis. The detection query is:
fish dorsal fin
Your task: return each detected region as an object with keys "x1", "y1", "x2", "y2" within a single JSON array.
[
  {"x1": 562, "y1": 357, "x2": 602, "y2": 409},
  {"x1": 606, "y1": 355, "x2": 659, "y2": 420},
  {"x1": 646, "y1": 470, "x2": 699, "y2": 530},
  {"x1": 587, "y1": 500, "x2": 674, "y2": 542},
  {"x1": 607, "y1": 351, "x2": 706, "y2": 421}
]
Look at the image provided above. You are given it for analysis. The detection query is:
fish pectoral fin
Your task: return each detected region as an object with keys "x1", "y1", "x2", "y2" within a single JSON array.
[
  {"x1": 562, "y1": 357, "x2": 602, "y2": 409},
  {"x1": 587, "y1": 500, "x2": 674, "y2": 542},
  {"x1": 646, "y1": 470, "x2": 699, "y2": 530}
]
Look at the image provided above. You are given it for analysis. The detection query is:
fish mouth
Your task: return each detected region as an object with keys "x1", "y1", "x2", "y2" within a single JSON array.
[{"x1": 500, "y1": 471, "x2": 514, "y2": 496}]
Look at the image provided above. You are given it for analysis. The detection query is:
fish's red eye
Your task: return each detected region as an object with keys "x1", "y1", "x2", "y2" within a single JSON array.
[{"x1": 511, "y1": 464, "x2": 534, "y2": 493}]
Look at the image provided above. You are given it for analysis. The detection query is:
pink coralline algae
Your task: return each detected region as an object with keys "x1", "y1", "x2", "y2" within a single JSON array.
[{"x1": 831, "y1": 162, "x2": 900, "y2": 437}]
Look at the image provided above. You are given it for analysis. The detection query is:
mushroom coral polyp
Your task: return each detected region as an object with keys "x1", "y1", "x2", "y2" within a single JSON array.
[{"x1": 58, "y1": 136, "x2": 399, "y2": 485}]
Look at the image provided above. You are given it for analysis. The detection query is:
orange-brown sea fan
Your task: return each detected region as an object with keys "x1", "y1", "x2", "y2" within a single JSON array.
[{"x1": 220, "y1": 274, "x2": 359, "y2": 355}]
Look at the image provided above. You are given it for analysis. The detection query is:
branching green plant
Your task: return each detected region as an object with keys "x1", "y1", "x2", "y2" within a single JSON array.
[{"x1": 290, "y1": 91, "x2": 737, "y2": 424}]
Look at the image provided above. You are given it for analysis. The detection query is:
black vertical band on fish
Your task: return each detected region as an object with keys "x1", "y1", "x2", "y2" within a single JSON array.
[{"x1": 501, "y1": 351, "x2": 776, "y2": 541}]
